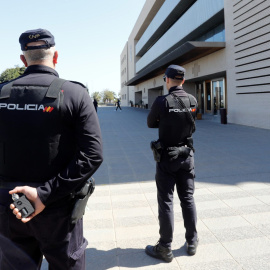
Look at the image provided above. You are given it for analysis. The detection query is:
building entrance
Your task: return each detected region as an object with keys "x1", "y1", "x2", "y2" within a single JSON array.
[
  {"x1": 196, "y1": 83, "x2": 204, "y2": 114},
  {"x1": 148, "y1": 86, "x2": 163, "y2": 109},
  {"x1": 205, "y1": 81, "x2": 212, "y2": 113},
  {"x1": 212, "y1": 79, "x2": 225, "y2": 115},
  {"x1": 195, "y1": 78, "x2": 226, "y2": 115}
]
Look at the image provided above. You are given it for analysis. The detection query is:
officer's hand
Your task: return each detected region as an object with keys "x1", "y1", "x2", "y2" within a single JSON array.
[
  {"x1": 167, "y1": 146, "x2": 190, "y2": 161},
  {"x1": 9, "y1": 186, "x2": 45, "y2": 223},
  {"x1": 167, "y1": 147, "x2": 182, "y2": 161}
]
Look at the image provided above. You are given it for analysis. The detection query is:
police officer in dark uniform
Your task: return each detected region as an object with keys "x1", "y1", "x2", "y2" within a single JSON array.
[
  {"x1": 93, "y1": 98, "x2": 98, "y2": 112},
  {"x1": 0, "y1": 29, "x2": 103, "y2": 269},
  {"x1": 145, "y1": 65, "x2": 198, "y2": 262},
  {"x1": 115, "y1": 99, "x2": 122, "y2": 111}
]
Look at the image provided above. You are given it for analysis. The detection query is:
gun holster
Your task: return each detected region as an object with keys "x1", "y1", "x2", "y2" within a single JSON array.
[
  {"x1": 70, "y1": 177, "x2": 95, "y2": 225},
  {"x1": 150, "y1": 140, "x2": 163, "y2": 162}
]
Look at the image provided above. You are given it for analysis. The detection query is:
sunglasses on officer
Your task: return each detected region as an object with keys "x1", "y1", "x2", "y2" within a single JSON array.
[{"x1": 163, "y1": 75, "x2": 166, "y2": 82}]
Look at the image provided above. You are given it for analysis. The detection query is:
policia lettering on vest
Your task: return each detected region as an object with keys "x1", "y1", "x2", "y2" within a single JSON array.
[
  {"x1": 0, "y1": 29, "x2": 103, "y2": 270},
  {"x1": 146, "y1": 65, "x2": 199, "y2": 262}
]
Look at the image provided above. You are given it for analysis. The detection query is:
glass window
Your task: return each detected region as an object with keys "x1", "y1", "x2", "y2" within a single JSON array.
[{"x1": 197, "y1": 23, "x2": 225, "y2": 42}]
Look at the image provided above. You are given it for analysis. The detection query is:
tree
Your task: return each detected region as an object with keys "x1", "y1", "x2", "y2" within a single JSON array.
[
  {"x1": 0, "y1": 66, "x2": 26, "y2": 83},
  {"x1": 91, "y1": 91, "x2": 101, "y2": 103},
  {"x1": 100, "y1": 89, "x2": 116, "y2": 103}
]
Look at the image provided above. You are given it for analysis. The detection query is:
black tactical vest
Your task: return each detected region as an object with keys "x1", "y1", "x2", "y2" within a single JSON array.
[
  {"x1": 159, "y1": 93, "x2": 196, "y2": 147},
  {"x1": 0, "y1": 78, "x2": 74, "y2": 182}
]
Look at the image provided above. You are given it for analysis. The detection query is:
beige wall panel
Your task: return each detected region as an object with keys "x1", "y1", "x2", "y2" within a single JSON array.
[
  {"x1": 225, "y1": 0, "x2": 270, "y2": 129},
  {"x1": 235, "y1": 32, "x2": 270, "y2": 52},
  {"x1": 236, "y1": 77, "x2": 270, "y2": 88},
  {"x1": 227, "y1": 93, "x2": 270, "y2": 129},
  {"x1": 120, "y1": 43, "x2": 129, "y2": 106},
  {"x1": 184, "y1": 49, "x2": 227, "y2": 80},
  {"x1": 236, "y1": 68, "x2": 270, "y2": 81},
  {"x1": 234, "y1": 17, "x2": 270, "y2": 43},
  {"x1": 234, "y1": 5, "x2": 270, "y2": 26},
  {"x1": 235, "y1": 41, "x2": 270, "y2": 59},
  {"x1": 235, "y1": 59, "x2": 270, "y2": 73}
]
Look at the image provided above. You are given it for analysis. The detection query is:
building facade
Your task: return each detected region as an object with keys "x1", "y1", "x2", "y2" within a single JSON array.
[{"x1": 120, "y1": 0, "x2": 270, "y2": 129}]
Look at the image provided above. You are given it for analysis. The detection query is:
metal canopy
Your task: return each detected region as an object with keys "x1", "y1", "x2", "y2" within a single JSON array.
[{"x1": 126, "y1": 41, "x2": 226, "y2": 86}]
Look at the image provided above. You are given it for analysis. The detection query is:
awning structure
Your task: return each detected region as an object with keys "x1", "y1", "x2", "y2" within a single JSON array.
[{"x1": 126, "y1": 41, "x2": 226, "y2": 86}]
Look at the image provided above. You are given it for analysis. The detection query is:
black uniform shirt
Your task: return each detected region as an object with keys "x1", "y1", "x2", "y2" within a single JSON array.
[
  {"x1": 147, "y1": 86, "x2": 197, "y2": 147},
  {"x1": 0, "y1": 65, "x2": 103, "y2": 206}
]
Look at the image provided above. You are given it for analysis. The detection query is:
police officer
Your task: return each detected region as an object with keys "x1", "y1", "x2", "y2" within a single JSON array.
[
  {"x1": 0, "y1": 29, "x2": 103, "y2": 269},
  {"x1": 115, "y1": 99, "x2": 122, "y2": 111},
  {"x1": 93, "y1": 98, "x2": 98, "y2": 112},
  {"x1": 145, "y1": 65, "x2": 198, "y2": 262}
]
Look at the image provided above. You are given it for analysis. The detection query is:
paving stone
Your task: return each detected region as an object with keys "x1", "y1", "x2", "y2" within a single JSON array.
[
  {"x1": 201, "y1": 215, "x2": 251, "y2": 230},
  {"x1": 174, "y1": 243, "x2": 232, "y2": 265},
  {"x1": 84, "y1": 228, "x2": 116, "y2": 243},
  {"x1": 196, "y1": 199, "x2": 229, "y2": 211},
  {"x1": 242, "y1": 212, "x2": 270, "y2": 225},
  {"x1": 222, "y1": 237, "x2": 270, "y2": 258},
  {"x1": 110, "y1": 193, "x2": 146, "y2": 203},
  {"x1": 118, "y1": 251, "x2": 180, "y2": 269},
  {"x1": 180, "y1": 259, "x2": 242, "y2": 270},
  {"x1": 113, "y1": 207, "x2": 154, "y2": 219},
  {"x1": 85, "y1": 253, "x2": 119, "y2": 270},
  {"x1": 112, "y1": 200, "x2": 150, "y2": 209},
  {"x1": 198, "y1": 207, "x2": 238, "y2": 219},
  {"x1": 86, "y1": 241, "x2": 117, "y2": 258},
  {"x1": 115, "y1": 224, "x2": 160, "y2": 241},
  {"x1": 222, "y1": 196, "x2": 264, "y2": 208},
  {"x1": 114, "y1": 215, "x2": 157, "y2": 228},
  {"x1": 235, "y1": 204, "x2": 270, "y2": 215},
  {"x1": 212, "y1": 226, "x2": 264, "y2": 242},
  {"x1": 84, "y1": 218, "x2": 114, "y2": 229}
]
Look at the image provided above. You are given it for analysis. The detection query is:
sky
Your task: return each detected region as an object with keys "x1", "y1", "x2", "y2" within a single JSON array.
[{"x1": 0, "y1": 0, "x2": 146, "y2": 95}]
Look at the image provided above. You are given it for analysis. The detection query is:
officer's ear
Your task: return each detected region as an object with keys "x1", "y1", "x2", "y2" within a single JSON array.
[
  {"x1": 20, "y1": 55, "x2": 28, "y2": 67},
  {"x1": 181, "y1": 78, "x2": 185, "y2": 85},
  {"x1": 53, "y1": 51, "x2": 58, "y2": 65}
]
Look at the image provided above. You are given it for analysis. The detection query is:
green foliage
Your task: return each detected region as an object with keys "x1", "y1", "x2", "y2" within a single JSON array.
[
  {"x1": 0, "y1": 66, "x2": 26, "y2": 83},
  {"x1": 100, "y1": 89, "x2": 116, "y2": 103},
  {"x1": 91, "y1": 91, "x2": 102, "y2": 103}
]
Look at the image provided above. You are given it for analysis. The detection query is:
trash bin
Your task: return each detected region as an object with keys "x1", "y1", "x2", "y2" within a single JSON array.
[
  {"x1": 220, "y1": 108, "x2": 227, "y2": 124},
  {"x1": 196, "y1": 113, "x2": 202, "y2": 120}
]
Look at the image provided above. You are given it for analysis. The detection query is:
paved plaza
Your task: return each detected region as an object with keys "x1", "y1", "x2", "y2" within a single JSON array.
[{"x1": 42, "y1": 106, "x2": 270, "y2": 269}]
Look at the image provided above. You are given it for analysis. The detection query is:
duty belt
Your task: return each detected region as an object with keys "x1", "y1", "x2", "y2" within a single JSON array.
[{"x1": 0, "y1": 181, "x2": 42, "y2": 189}]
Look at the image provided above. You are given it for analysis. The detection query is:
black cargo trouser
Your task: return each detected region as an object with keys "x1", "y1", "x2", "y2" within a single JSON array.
[
  {"x1": 155, "y1": 150, "x2": 197, "y2": 248},
  {"x1": 0, "y1": 189, "x2": 87, "y2": 270}
]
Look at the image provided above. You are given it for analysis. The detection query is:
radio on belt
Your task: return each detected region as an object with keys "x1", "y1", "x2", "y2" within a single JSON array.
[{"x1": 11, "y1": 194, "x2": 35, "y2": 218}]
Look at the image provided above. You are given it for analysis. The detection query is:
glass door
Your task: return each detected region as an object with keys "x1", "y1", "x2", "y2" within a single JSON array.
[
  {"x1": 212, "y1": 79, "x2": 225, "y2": 114},
  {"x1": 205, "y1": 81, "x2": 212, "y2": 113},
  {"x1": 196, "y1": 83, "x2": 204, "y2": 113}
]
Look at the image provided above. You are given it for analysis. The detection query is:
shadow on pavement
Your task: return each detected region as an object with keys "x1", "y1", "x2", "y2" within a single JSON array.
[
  {"x1": 93, "y1": 107, "x2": 270, "y2": 186},
  {"x1": 85, "y1": 245, "x2": 189, "y2": 269}
]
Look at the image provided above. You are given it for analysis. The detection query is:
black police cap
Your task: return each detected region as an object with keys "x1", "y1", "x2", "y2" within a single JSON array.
[
  {"x1": 165, "y1": 65, "x2": 185, "y2": 80},
  {"x1": 19, "y1": 29, "x2": 55, "y2": 51}
]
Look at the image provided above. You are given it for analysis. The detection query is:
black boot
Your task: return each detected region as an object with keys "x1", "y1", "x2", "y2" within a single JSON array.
[
  {"x1": 186, "y1": 239, "x2": 199, "y2": 255},
  {"x1": 145, "y1": 242, "x2": 174, "y2": 262}
]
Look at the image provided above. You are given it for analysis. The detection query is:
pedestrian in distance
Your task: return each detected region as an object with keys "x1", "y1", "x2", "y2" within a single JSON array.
[
  {"x1": 0, "y1": 28, "x2": 103, "y2": 270},
  {"x1": 93, "y1": 98, "x2": 98, "y2": 112},
  {"x1": 145, "y1": 64, "x2": 198, "y2": 262},
  {"x1": 115, "y1": 98, "x2": 122, "y2": 111}
]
